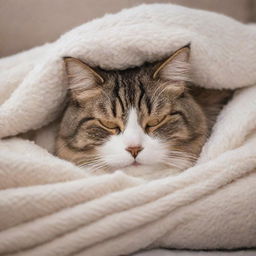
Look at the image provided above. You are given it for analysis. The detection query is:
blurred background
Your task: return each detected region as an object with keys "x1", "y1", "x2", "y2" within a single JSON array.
[{"x1": 1, "y1": 0, "x2": 256, "y2": 57}]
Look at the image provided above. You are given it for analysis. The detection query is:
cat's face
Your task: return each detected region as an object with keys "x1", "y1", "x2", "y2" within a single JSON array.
[{"x1": 56, "y1": 46, "x2": 208, "y2": 172}]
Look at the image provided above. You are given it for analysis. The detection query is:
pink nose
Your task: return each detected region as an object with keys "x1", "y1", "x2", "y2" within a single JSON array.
[{"x1": 126, "y1": 146, "x2": 143, "y2": 158}]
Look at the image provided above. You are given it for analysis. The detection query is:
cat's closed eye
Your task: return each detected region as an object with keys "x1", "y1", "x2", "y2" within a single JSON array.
[
  {"x1": 170, "y1": 111, "x2": 182, "y2": 116},
  {"x1": 145, "y1": 111, "x2": 184, "y2": 132},
  {"x1": 146, "y1": 115, "x2": 168, "y2": 130},
  {"x1": 99, "y1": 120, "x2": 121, "y2": 134}
]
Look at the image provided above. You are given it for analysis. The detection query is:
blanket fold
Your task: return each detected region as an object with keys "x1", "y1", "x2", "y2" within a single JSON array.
[{"x1": 0, "y1": 4, "x2": 255, "y2": 256}]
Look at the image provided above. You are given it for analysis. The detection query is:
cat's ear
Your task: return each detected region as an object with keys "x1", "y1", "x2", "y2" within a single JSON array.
[
  {"x1": 64, "y1": 57, "x2": 104, "y2": 91},
  {"x1": 153, "y1": 45, "x2": 191, "y2": 82}
]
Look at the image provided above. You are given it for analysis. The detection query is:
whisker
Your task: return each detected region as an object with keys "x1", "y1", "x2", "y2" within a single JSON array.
[
  {"x1": 161, "y1": 148, "x2": 197, "y2": 171},
  {"x1": 161, "y1": 160, "x2": 184, "y2": 170},
  {"x1": 76, "y1": 156, "x2": 102, "y2": 166},
  {"x1": 78, "y1": 156, "x2": 111, "y2": 173}
]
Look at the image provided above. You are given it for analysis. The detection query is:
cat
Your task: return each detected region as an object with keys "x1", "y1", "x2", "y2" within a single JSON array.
[{"x1": 55, "y1": 46, "x2": 232, "y2": 179}]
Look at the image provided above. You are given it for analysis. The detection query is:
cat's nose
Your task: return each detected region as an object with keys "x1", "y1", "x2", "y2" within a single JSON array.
[{"x1": 126, "y1": 146, "x2": 143, "y2": 158}]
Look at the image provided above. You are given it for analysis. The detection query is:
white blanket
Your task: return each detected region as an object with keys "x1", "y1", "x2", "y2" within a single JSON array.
[{"x1": 0, "y1": 4, "x2": 256, "y2": 256}]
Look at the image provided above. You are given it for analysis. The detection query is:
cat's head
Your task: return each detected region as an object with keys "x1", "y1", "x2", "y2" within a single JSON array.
[{"x1": 56, "y1": 46, "x2": 208, "y2": 172}]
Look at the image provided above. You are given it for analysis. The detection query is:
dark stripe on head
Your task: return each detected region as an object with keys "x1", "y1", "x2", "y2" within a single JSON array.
[
  {"x1": 122, "y1": 77, "x2": 129, "y2": 109},
  {"x1": 138, "y1": 81, "x2": 145, "y2": 110},
  {"x1": 145, "y1": 96, "x2": 152, "y2": 115},
  {"x1": 114, "y1": 75, "x2": 125, "y2": 113},
  {"x1": 111, "y1": 99, "x2": 117, "y2": 117},
  {"x1": 124, "y1": 77, "x2": 135, "y2": 106},
  {"x1": 138, "y1": 81, "x2": 152, "y2": 115}
]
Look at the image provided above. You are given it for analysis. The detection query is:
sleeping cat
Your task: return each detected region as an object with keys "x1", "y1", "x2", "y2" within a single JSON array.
[{"x1": 56, "y1": 46, "x2": 232, "y2": 178}]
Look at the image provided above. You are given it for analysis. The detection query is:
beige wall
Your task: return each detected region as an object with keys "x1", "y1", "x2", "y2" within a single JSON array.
[{"x1": 0, "y1": 0, "x2": 255, "y2": 57}]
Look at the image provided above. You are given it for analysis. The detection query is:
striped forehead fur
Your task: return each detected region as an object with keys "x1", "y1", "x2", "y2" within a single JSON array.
[{"x1": 65, "y1": 46, "x2": 191, "y2": 92}]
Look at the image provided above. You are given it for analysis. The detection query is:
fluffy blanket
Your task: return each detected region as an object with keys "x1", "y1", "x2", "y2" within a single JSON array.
[{"x1": 0, "y1": 4, "x2": 256, "y2": 256}]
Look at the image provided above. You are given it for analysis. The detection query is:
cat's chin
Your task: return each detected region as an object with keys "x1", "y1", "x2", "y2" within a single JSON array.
[
  {"x1": 131, "y1": 161, "x2": 141, "y2": 167},
  {"x1": 108, "y1": 161, "x2": 143, "y2": 170},
  {"x1": 119, "y1": 163, "x2": 182, "y2": 180},
  {"x1": 83, "y1": 163, "x2": 182, "y2": 180}
]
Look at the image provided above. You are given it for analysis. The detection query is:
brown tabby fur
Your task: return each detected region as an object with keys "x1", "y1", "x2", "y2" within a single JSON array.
[{"x1": 56, "y1": 46, "x2": 233, "y2": 170}]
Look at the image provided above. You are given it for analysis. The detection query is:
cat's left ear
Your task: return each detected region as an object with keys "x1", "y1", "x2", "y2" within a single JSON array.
[
  {"x1": 63, "y1": 57, "x2": 104, "y2": 91},
  {"x1": 153, "y1": 45, "x2": 191, "y2": 82}
]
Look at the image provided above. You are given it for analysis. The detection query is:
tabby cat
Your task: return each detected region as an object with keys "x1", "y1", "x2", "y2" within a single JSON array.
[{"x1": 56, "y1": 46, "x2": 232, "y2": 178}]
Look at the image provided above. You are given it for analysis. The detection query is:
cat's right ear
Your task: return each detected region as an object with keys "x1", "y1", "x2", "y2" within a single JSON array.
[
  {"x1": 63, "y1": 57, "x2": 104, "y2": 91},
  {"x1": 152, "y1": 45, "x2": 191, "y2": 82}
]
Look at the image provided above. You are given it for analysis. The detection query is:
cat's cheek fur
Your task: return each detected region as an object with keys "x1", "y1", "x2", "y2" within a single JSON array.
[{"x1": 135, "y1": 135, "x2": 169, "y2": 166}]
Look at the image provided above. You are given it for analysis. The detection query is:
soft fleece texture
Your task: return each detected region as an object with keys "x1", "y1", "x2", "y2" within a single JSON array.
[
  {"x1": 0, "y1": 4, "x2": 256, "y2": 256},
  {"x1": 134, "y1": 249, "x2": 256, "y2": 256}
]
